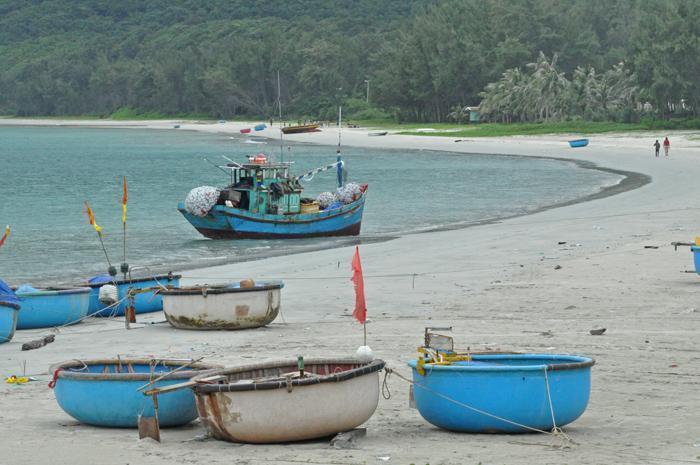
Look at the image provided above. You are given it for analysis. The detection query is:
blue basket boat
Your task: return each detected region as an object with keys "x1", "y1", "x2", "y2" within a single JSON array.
[
  {"x1": 568, "y1": 138, "x2": 589, "y2": 148},
  {"x1": 408, "y1": 353, "x2": 594, "y2": 433},
  {"x1": 0, "y1": 301, "x2": 19, "y2": 344},
  {"x1": 0, "y1": 279, "x2": 20, "y2": 343},
  {"x1": 15, "y1": 286, "x2": 91, "y2": 330},
  {"x1": 49, "y1": 358, "x2": 217, "y2": 428},
  {"x1": 86, "y1": 274, "x2": 181, "y2": 317},
  {"x1": 690, "y1": 246, "x2": 700, "y2": 274}
]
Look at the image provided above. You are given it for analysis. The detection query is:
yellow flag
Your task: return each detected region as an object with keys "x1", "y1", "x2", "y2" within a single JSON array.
[
  {"x1": 122, "y1": 176, "x2": 128, "y2": 224},
  {"x1": 85, "y1": 201, "x2": 102, "y2": 234}
]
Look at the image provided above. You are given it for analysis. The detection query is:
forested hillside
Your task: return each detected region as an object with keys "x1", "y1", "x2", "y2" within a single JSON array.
[{"x1": 0, "y1": 0, "x2": 697, "y2": 121}]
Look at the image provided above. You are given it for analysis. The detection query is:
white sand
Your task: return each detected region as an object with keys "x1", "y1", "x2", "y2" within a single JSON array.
[{"x1": 1, "y1": 119, "x2": 700, "y2": 464}]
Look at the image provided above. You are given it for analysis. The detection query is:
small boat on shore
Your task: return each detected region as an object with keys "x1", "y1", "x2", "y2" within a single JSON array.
[
  {"x1": 161, "y1": 281, "x2": 283, "y2": 330},
  {"x1": 408, "y1": 330, "x2": 594, "y2": 433},
  {"x1": 86, "y1": 274, "x2": 181, "y2": 317},
  {"x1": 179, "y1": 155, "x2": 367, "y2": 239},
  {"x1": 568, "y1": 138, "x2": 589, "y2": 148},
  {"x1": 15, "y1": 286, "x2": 90, "y2": 329},
  {"x1": 189, "y1": 357, "x2": 385, "y2": 443},
  {"x1": 49, "y1": 358, "x2": 217, "y2": 428},
  {"x1": 0, "y1": 279, "x2": 20, "y2": 343},
  {"x1": 281, "y1": 123, "x2": 320, "y2": 134},
  {"x1": 368, "y1": 131, "x2": 388, "y2": 136}
]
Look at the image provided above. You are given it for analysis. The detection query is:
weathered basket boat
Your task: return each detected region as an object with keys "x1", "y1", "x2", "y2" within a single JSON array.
[
  {"x1": 86, "y1": 274, "x2": 181, "y2": 317},
  {"x1": 192, "y1": 357, "x2": 385, "y2": 443},
  {"x1": 568, "y1": 138, "x2": 589, "y2": 148},
  {"x1": 15, "y1": 286, "x2": 90, "y2": 329},
  {"x1": 408, "y1": 354, "x2": 594, "y2": 433},
  {"x1": 49, "y1": 358, "x2": 217, "y2": 428},
  {"x1": 160, "y1": 281, "x2": 283, "y2": 330}
]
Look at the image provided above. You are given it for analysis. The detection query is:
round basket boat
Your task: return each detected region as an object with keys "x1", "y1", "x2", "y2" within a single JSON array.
[
  {"x1": 49, "y1": 358, "x2": 217, "y2": 428},
  {"x1": 15, "y1": 287, "x2": 90, "y2": 329},
  {"x1": 192, "y1": 357, "x2": 385, "y2": 443},
  {"x1": 408, "y1": 354, "x2": 594, "y2": 433},
  {"x1": 0, "y1": 301, "x2": 19, "y2": 344},
  {"x1": 160, "y1": 281, "x2": 283, "y2": 330}
]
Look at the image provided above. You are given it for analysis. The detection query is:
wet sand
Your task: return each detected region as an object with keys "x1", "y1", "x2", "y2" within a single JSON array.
[{"x1": 1, "y1": 119, "x2": 699, "y2": 464}]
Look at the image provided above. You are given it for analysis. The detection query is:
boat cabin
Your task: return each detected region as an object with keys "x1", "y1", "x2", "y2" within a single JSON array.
[{"x1": 218, "y1": 155, "x2": 303, "y2": 215}]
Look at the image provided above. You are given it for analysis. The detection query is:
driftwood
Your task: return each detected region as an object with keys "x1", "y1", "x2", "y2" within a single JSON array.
[{"x1": 21, "y1": 334, "x2": 55, "y2": 351}]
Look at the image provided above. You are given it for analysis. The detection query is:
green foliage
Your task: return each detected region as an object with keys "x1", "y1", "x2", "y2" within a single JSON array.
[{"x1": 0, "y1": 0, "x2": 698, "y2": 122}]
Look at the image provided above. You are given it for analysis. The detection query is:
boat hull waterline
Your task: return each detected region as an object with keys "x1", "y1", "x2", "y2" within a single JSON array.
[
  {"x1": 49, "y1": 358, "x2": 216, "y2": 428},
  {"x1": 161, "y1": 282, "x2": 283, "y2": 330},
  {"x1": 408, "y1": 354, "x2": 594, "y2": 433},
  {"x1": 15, "y1": 287, "x2": 91, "y2": 330},
  {"x1": 179, "y1": 195, "x2": 365, "y2": 240},
  {"x1": 193, "y1": 358, "x2": 385, "y2": 443}
]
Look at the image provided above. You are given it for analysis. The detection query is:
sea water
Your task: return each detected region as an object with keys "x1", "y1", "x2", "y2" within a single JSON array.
[{"x1": 0, "y1": 126, "x2": 622, "y2": 284}]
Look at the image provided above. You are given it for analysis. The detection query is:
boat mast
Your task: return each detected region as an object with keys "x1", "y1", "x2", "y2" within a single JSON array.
[
  {"x1": 277, "y1": 70, "x2": 284, "y2": 163},
  {"x1": 337, "y1": 105, "x2": 343, "y2": 189}
]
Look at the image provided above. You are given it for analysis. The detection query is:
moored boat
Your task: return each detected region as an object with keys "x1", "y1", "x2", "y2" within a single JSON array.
[
  {"x1": 408, "y1": 330, "x2": 594, "y2": 433},
  {"x1": 281, "y1": 123, "x2": 320, "y2": 134},
  {"x1": 0, "y1": 279, "x2": 20, "y2": 343},
  {"x1": 86, "y1": 274, "x2": 181, "y2": 317},
  {"x1": 568, "y1": 138, "x2": 589, "y2": 148},
  {"x1": 191, "y1": 357, "x2": 385, "y2": 443},
  {"x1": 49, "y1": 358, "x2": 217, "y2": 428},
  {"x1": 161, "y1": 281, "x2": 283, "y2": 330},
  {"x1": 691, "y1": 245, "x2": 700, "y2": 274},
  {"x1": 179, "y1": 155, "x2": 367, "y2": 239},
  {"x1": 15, "y1": 286, "x2": 91, "y2": 329}
]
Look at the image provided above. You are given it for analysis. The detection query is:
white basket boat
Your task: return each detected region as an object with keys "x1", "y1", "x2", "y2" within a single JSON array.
[
  {"x1": 191, "y1": 357, "x2": 385, "y2": 443},
  {"x1": 160, "y1": 281, "x2": 282, "y2": 330}
]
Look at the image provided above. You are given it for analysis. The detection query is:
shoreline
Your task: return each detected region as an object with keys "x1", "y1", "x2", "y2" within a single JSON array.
[
  {"x1": 2, "y1": 119, "x2": 700, "y2": 464},
  {"x1": 0, "y1": 120, "x2": 650, "y2": 282}
]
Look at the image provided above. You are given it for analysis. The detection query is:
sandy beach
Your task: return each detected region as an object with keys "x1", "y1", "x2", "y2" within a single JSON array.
[{"x1": 1, "y1": 119, "x2": 699, "y2": 464}]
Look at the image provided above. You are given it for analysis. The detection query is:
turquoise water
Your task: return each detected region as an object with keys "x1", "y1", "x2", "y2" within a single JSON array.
[{"x1": 0, "y1": 126, "x2": 621, "y2": 284}]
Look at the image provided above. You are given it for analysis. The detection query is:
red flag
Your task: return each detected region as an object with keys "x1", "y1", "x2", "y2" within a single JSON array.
[{"x1": 351, "y1": 246, "x2": 366, "y2": 324}]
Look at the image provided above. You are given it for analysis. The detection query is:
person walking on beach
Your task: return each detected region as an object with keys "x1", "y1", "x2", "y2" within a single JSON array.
[
  {"x1": 654, "y1": 139, "x2": 661, "y2": 157},
  {"x1": 663, "y1": 137, "x2": 670, "y2": 157}
]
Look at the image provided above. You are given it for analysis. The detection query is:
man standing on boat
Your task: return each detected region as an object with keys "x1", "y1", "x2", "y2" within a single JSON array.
[
  {"x1": 663, "y1": 137, "x2": 670, "y2": 157},
  {"x1": 653, "y1": 139, "x2": 661, "y2": 157}
]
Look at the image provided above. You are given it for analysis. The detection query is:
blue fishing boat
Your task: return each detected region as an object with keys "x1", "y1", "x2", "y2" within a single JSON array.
[
  {"x1": 15, "y1": 286, "x2": 90, "y2": 329},
  {"x1": 0, "y1": 279, "x2": 20, "y2": 343},
  {"x1": 408, "y1": 353, "x2": 594, "y2": 433},
  {"x1": 49, "y1": 358, "x2": 216, "y2": 427},
  {"x1": 568, "y1": 138, "x2": 589, "y2": 148},
  {"x1": 179, "y1": 155, "x2": 367, "y2": 239},
  {"x1": 86, "y1": 274, "x2": 181, "y2": 317}
]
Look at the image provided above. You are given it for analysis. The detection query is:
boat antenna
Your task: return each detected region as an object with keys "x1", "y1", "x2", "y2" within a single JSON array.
[{"x1": 277, "y1": 70, "x2": 284, "y2": 163}]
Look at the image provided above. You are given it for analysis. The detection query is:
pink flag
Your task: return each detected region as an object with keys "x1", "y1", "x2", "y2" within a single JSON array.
[{"x1": 351, "y1": 246, "x2": 366, "y2": 324}]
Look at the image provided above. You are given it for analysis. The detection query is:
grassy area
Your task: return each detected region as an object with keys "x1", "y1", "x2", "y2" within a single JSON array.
[{"x1": 352, "y1": 119, "x2": 700, "y2": 137}]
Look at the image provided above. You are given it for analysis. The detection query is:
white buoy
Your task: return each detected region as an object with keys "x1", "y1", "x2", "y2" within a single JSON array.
[
  {"x1": 355, "y1": 345, "x2": 374, "y2": 363},
  {"x1": 98, "y1": 284, "x2": 118, "y2": 305}
]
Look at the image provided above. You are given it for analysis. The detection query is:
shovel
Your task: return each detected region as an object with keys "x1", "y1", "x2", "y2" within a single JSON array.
[{"x1": 138, "y1": 392, "x2": 161, "y2": 442}]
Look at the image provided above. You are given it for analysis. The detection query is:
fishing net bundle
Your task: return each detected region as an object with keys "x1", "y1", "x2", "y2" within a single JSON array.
[
  {"x1": 185, "y1": 186, "x2": 221, "y2": 217},
  {"x1": 337, "y1": 182, "x2": 362, "y2": 204},
  {"x1": 316, "y1": 191, "x2": 338, "y2": 209}
]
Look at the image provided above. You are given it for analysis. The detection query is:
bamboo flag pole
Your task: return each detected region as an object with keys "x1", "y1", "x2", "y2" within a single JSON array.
[
  {"x1": 85, "y1": 201, "x2": 114, "y2": 275},
  {"x1": 121, "y1": 176, "x2": 129, "y2": 279}
]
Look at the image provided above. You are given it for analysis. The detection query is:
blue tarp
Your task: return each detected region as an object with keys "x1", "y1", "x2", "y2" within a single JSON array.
[
  {"x1": 0, "y1": 279, "x2": 20, "y2": 305},
  {"x1": 88, "y1": 275, "x2": 112, "y2": 285}
]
